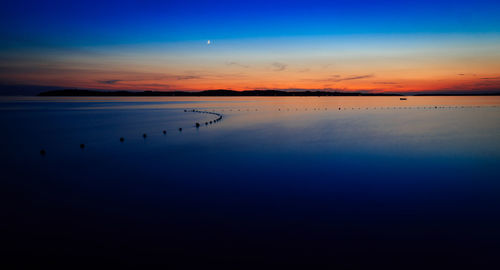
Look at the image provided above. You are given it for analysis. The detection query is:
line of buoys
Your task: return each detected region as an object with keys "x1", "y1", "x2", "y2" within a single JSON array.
[
  {"x1": 40, "y1": 105, "x2": 495, "y2": 156},
  {"x1": 110, "y1": 108, "x2": 222, "y2": 147},
  {"x1": 187, "y1": 109, "x2": 223, "y2": 125},
  {"x1": 259, "y1": 105, "x2": 491, "y2": 111},
  {"x1": 208, "y1": 105, "x2": 496, "y2": 112}
]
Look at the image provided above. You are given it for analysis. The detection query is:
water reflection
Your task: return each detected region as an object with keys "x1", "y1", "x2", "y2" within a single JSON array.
[{"x1": 1, "y1": 96, "x2": 500, "y2": 267}]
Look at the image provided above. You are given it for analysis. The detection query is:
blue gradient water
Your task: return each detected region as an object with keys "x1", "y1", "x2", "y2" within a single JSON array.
[{"x1": 1, "y1": 96, "x2": 500, "y2": 267}]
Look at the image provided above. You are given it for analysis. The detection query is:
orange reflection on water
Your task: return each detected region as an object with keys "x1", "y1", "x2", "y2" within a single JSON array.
[{"x1": 2, "y1": 96, "x2": 500, "y2": 110}]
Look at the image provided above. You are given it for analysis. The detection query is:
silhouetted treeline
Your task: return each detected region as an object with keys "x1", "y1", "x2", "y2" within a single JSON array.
[
  {"x1": 38, "y1": 89, "x2": 404, "y2": 97},
  {"x1": 414, "y1": 93, "x2": 500, "y2": 96}
]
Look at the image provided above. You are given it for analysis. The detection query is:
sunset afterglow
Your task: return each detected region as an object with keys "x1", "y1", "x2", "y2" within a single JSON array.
[{"x1": 2, "y1": 0, "x2": 500, "y2": 93}]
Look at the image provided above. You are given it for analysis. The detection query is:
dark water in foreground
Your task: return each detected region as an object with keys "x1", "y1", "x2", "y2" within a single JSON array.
[{"x1": 1, "y1": 96, "x2": 500, "y2": 268}]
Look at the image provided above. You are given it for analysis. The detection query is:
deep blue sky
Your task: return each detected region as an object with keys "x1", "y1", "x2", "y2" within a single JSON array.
[{"x1": 2, "y1": 0, "x2": 500, "y2": 47}]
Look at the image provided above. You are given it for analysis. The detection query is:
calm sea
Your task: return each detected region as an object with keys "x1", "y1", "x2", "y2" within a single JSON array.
[{"x1": 1, "y1": 96, "x2": 500, "y2": 267}]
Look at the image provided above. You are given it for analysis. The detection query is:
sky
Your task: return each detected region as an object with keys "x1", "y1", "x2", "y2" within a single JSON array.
[{"x1": 1, "y1": 0, "x2": 500, "y2": 93}]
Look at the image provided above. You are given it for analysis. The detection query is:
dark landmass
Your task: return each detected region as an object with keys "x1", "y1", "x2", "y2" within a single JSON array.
[
  {"x1": 38, "y1": 89, "x2": 403, "y2": 97},
  {"x1": 414, "y1": 93, "x2": 500, "y2": 96},
  {"x1": 0, "y1": 84, "x2": 65, "y2": 96}
]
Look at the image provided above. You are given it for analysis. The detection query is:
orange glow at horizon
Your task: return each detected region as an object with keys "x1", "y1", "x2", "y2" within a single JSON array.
[{"x1": 2, "y1": 35, "x2": 500, "y2": 93}]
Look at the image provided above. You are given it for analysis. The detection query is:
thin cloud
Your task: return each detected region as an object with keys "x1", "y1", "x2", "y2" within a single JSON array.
[
  {"x1": 335, "y1": 74, "x2": 373, "y2": 82},
  {"x1": 473, "y1": 81, "x2": 500, "y2": 87},
  {"x1": 373, "y1": 81, "x2": 398, "y2": 85},
  {"x1": 315, "y1": 74, "x2": 374, "y2": 82},
  {"x1": 140, "y1": 83, "x2": 171, "y2": 90},
  {"x1": 175, "y1": 75, "x2": 201, "y2": 80},
  {"x1": 272, "y1": 62, "x2": 287, "y2": 71},
  {"x1": 480, "y1": 76, "x2": 500, "y2": 80},
  {"x1": 226, "y1": 61, "x2": 249, "y2": 68},
  {"x1": 441, "y1": 80, "x2": 500, "y2": 91},
  {"x1": 96, "y1": 73, "x2": 201, "y2": 85},
  {"x1": 97, "y1": 79, "x2": 123, "y2": 84}
]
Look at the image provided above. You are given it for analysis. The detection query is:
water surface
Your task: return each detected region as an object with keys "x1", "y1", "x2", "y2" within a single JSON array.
[{"x1": 1, "y1": 96, "x2": 500, "y2": 268}]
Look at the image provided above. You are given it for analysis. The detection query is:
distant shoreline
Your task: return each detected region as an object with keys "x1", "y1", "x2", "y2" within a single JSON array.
[
  {"x1": 38, "y1": 89, "x2": 401, "y2": 97},
  {"x1": 37, "y1": 89, "x2": 500, "y2": 97}
]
